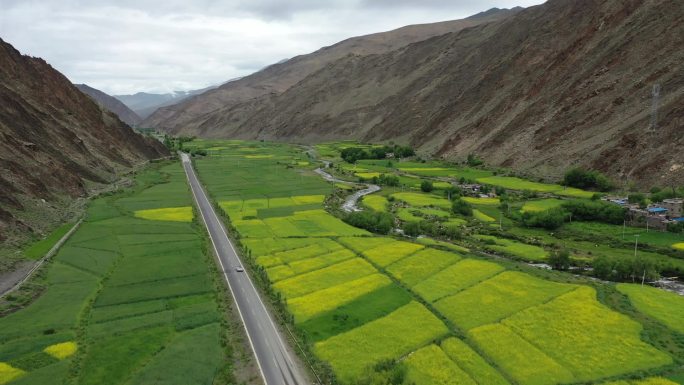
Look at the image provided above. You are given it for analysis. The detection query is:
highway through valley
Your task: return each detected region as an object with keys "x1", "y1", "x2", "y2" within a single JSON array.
[{"x1": 181, "y1": 153, "x2": 307, "y2": 385}]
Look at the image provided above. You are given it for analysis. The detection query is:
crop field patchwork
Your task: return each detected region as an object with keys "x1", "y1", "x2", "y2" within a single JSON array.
[
  {"x1": 359, "y1": 240, "x2": 425, "y2": 267},
  {"x1": 0, "y1": 163, "x2": 227, "y2": 384},
  {"x1": 181, "y1": 140, "x2": 677, "y2": 385},
  {"x1": 469, "y1": 323, "x2": 575, "y2": 385},
  {"x1": 298, "y1": 284, "x2": 412, "y2": 342},
  {"x1": 617, "y1": 284, "x2": 684, "y2": 333},
  {"x1": 500, "y1": 287, "x2": 672, "y2": 382},
  {"x1": 413, "y1": 259, "x2": 504, "y2": 302},
  {"x1": 385, "y1": 248, "x2": 461, "y2": 286},
  {"x1": 287, "y1": 273, "x2": 392, "y2": 323},
  {"x1": 314, "y1": 301, "x2": 448, "y2": 382},
  {"x1": 273, "y1": 258, "x2": 377, "y2": 298},
  {"x1": 440, "y1": 338, "x2": 510, "y2": 385},
  {"x1": 435, "y1": 271, "x2": 575, "y2": 330},
  {"x1": 404, "y1": 344, "x2": 476, "y2": 385}
]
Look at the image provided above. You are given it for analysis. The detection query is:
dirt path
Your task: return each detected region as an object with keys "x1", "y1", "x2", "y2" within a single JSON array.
[{"x1": 0, "y1": 218, "x2": 82, "y2": 297}]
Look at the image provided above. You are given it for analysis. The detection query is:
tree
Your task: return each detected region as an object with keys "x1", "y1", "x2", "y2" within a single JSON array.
[
  {"x1": 522, "y1": 208, "x2": 567, "y2": 230},
  {"x1": 420, "y1": 180, "x2": 434, "y2": 192},
  {"x1": 452, "y1": 199, "x2": 473, "y2": 216},
  {"x1": 402, "y1": 221, "x2": 421, "y2": 237},
  {"x1": 563, "y1": 168, "x2": 614, "y2": 191},
  {"x1": 467, "y1": 154, "x2": 483, "y2": 166},
  {"x1": 549, "y1": 249, "x2": 571, "y2": 270},
  {"x1": 344, "y1": 211, "x2": 393, "y2": 234}
]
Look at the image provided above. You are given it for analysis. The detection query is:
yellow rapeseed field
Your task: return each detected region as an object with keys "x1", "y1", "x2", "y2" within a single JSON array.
[
  {"x1": 134, "y1": 206, "x2": 193, "y2": 222},
  {"x1": 362, "y1": 241, "x2": 424, "y2": 267},
  {"x1": 404, "y1": 344, "x2": 477, "y2": 385},
  {"x1": 502, "y1": 287, "x2": 672, "y2": 382},
  {"x1": 440, "y1": 338, "x2": 510, "y2": 385},
  {"x1": 0, "y1": 363, "x2": 25, "y2": 385},
  {"x1": 672, "y1": 242, "x2": 684, "y2": 250},
  {"x1": 44, "y1": 341, "x2": 78, "y2": 359},
  {"x1": 288, "y1": 274, "x2": 392, "y2": 323},
  {"x1": 462, "y1": 196, "x2": 500, "y2": 206},
  {"x1": 413, "y1": 259, "x2": 504, "y2": 302},
  {"x1": 314, "y1": 301, "x2": 448, "y2": 382},
  {"x1": 469, "y1": 323, "x2": 575, "y2": 385}
]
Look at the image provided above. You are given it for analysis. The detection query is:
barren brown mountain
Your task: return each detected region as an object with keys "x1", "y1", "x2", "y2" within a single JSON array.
[
  {"x1": 75, "y1": 84, "x2": 142, "y2": 126},
  {"x1": 0, "y1": 38, "x2": 168, "y2": 245},
  {"x1": 149, "y1": 0, "x2": 683, "y2": 188},
  {"x1": 142, "y1": 8, "x2": 520, "y2": 131}
]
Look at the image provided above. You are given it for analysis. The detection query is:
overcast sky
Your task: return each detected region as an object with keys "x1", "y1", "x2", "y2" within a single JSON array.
[{"x1": 1, "y1": 0, "x2": 544, "y2": 95}]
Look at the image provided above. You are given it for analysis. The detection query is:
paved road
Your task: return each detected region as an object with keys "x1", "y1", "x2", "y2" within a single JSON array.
[{"x1": 181, "y1": 154, "x2": 307, "y2": 385}]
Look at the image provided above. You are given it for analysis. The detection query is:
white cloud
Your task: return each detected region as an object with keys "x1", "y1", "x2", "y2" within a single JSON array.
[{"x1": 0, "y1": 0, "x2": 545, "y2": 94}]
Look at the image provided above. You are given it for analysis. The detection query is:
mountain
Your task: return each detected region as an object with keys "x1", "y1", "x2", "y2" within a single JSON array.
[
  {"x1": 0, "y1": 38, "x2": 168, "y2": 244},
  {"x1": 149, "y1": 0, "x2": 683, "y2": 187},
  {"x1": 75, "y1": 84, "x2": 142, "y2": 126},
  {"x1": 115, "y1": 86, "x2": 217, "y2": 119},
  {"x1": 141, "y1": 7, "x2": 521, "y2": 131}
]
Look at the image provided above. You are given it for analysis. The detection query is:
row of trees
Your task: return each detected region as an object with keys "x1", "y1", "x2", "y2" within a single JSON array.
[
  {"x1": 343, "y1": 211, "x2": 394, "y2": 234},
  {"x1": 521, "y1": 200, "x2": 626, "y2": 230},
  {"x1": 563, "y1": 168, "x2": 614, "y2": 191},
  {"x1": 340, "y1": 145, "x2": 415, "y2": 163}
]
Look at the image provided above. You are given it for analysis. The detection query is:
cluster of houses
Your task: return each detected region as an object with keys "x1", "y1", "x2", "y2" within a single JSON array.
[{"x1": 604, "y1": 197, "x2": 684, "y2": 230}]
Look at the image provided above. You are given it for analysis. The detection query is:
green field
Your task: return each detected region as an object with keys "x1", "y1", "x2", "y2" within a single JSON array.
[
  {"x1": 521, "y1": 198, "x2": 565, "y2": 213},
  {"x1": 362, "y1": 195, "x2": 388, "y2": 212},
  {"x1": 23, "y1": 223, "x2": 74, "y2": 259},
  {"x1": 475, "y1": 235, "x2": 549, "y2": 261},
  {"x1": 0, "y1": 163, "x2": 228, "y2": 384},
  {"x1": 617, "y1": 284, "x2": 684, "y2": 334}
]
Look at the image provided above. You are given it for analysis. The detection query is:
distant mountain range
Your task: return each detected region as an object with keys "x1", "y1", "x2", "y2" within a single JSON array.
[
  {"x1": 0, "y1": 38, "x2": 168, "y2": 245},
  {"x1": 115, "y1": 86, "x2": 217, "y2": 119},
  {"x1": 75, "y1": 84, "x2": 142, "y2": 126},
  {"x1": 144, "y1": 1, "x2": 683, "y2": 187},
  {"x1": 140, "y1": 7, "x2": 520, "y2": 131}
]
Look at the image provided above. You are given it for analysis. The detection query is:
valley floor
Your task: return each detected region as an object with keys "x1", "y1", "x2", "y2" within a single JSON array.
[{"x1": 1, "y1": 139, "x2": 683, "y2": 385}]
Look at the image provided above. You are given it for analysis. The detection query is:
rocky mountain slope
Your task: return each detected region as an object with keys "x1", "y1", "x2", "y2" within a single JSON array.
[
  {"x1": 142, "y1": 8, "x2": 520, "y2": 132},
  {"x1": 75, "y1": 83, "x2": 142, "y2": 126},
  {"x1": 151, "y1": 0, "x2": 683, "y2": 187},
  {"x1": 0, "y1": 38, "x2": 168, "y2": 244}
]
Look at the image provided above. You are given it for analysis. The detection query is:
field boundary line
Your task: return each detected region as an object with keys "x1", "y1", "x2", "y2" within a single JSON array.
[{"x1": 1, "y1": 217, "x2": 83, "y2": 298}]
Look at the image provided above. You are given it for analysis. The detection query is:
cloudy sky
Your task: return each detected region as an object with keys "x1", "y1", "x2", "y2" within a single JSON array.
[{"x1": 1, "y1": 0, "x2": 544, "y2": 95}]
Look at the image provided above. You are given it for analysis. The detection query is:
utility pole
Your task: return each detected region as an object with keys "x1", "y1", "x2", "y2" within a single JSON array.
[{"x1": 634, "y1": 234, "x2": 640, "y2": 257}]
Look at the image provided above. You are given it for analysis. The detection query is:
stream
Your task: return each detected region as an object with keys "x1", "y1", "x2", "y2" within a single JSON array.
[{"x1": 314, "y1": 167, "x2": 380, "y2": 212}]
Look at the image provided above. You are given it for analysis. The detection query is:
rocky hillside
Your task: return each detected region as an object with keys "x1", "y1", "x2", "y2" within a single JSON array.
[
  {"x1": 142, "y1": 8, "x2": 520, "y2": 132},
  {"x1": 149, "y1": 0, "x2": 683, "y2": 188},
  {"x1": 75, "y1": 84, "x2": 142, "y2": 126},
  {"x1": 0, "y1": 38, "x2": 168, "y2": 244}
]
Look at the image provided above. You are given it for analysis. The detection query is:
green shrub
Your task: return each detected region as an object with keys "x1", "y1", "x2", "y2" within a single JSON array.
[
  {"x1": 563, "y1": 168, "x2": 613, "y2": 191},
  {"x1": 452, "y1": 199, "x2": 473, "y2": 217},
  {"x1": 420, "y1": 181, "x2": 434, "y2": 192}
]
